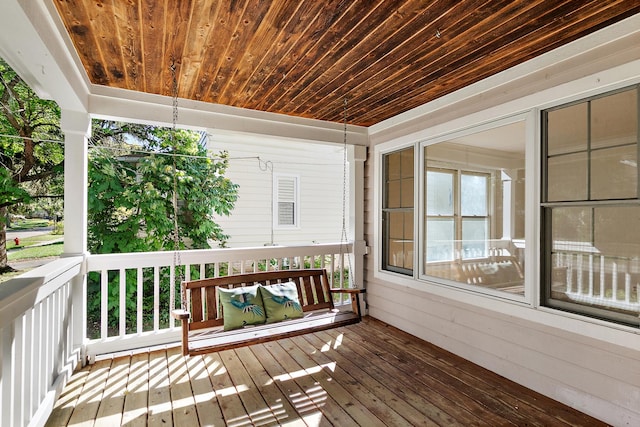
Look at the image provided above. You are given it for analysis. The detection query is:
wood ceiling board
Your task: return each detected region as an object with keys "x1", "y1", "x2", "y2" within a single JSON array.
[{"x1": 52, "y1": 0, "x2": 640, "y2": 126}]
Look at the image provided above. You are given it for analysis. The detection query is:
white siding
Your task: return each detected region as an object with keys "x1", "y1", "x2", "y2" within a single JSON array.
[
  {"x1": 209, "y1": 133, "x2": 347, "y2": 248},
  {"x1": 366, "y1": 15, "x2": 640, "y2": 427}
]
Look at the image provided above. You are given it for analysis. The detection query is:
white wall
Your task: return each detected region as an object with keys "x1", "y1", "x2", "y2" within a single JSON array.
[
  {"x1": 365, "y1": 14, "x2": 640, "y2": 427},
  {"x1": 209, "y1": 131, "x2": 348, "y2": 248}
]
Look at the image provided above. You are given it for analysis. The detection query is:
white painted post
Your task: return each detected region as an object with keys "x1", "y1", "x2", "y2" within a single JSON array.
[
  {"x1": 61, "y1": 109, "x2": 90, "y2": 362},
  {"x1": 351, "y1": 145, "x2": 367, "y2": 289}
]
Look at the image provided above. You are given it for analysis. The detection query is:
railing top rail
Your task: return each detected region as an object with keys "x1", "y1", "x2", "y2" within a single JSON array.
[
  {"x1": 86, "y1": 241, "x2": 354, "y2": 271},
  {"x1": 0, "y1": 256, "x2": 84, "y2": 326}
]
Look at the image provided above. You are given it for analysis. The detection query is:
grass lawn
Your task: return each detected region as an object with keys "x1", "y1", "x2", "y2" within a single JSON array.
[
  {"x1": 2, "y1": 230, "x2": 65, "y2": 283},
  {"x1": 8, "y1": 218, "x2": 51, "y2": 230},
  {"x1": 8, "y1": 242, "x2": 64, "y2": 261},
  {"x1": 7, "y1": 234, "x2": 61, "y2": 250}
]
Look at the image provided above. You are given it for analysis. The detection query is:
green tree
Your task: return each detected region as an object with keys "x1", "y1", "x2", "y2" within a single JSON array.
[
  {"x1": 0, "y1": 58, "x2": 63, "y2": 272},
  {"x1": 88, "y1": 120, "x2": 238, "y2": 253},
  {"x1": 87, "y1": 120, "x2": 239, "y2": 333}
]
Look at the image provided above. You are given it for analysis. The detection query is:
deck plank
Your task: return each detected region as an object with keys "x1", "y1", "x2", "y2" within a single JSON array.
[
  {"x1": 64, "y1": 358, "x2": 111, "y2": 426},
  {"x1": 184, "y1": 354, "x2": 226, "y2": 426},
  {"x1": 248, "y1": 343, "x2": 334, "y2": 427},
  {"x1": 203, "y1": 351, "x2": 253, "y2": 426},
  {"x1": 302, "y1": 330, "x2": 442, "y2": 427},
  {"x1": 47, "y1": 317, "x2": 608, "y2": 426},
  {"x1": 94, "y1": 354, "x2": 129, "y2": 426},
  {"x1": 121, "y1": 352, "x2": 149, "y2": 426},
  {"x1": 233, "y1": 345, "x2": 309, "y2": 426},
  {"x1": 147, "y1": 349, "x2": 173, "y2": 426},
  {"x1": 219, "y1": 348, "x2": 282, "y2": 425},
  {"x1": 261, "y1": 339, "x2": 359, "y2": 425},
  {"x1": 319, "y1": 326, "x2": 481, "y2": 425},
  {"x1": 45, "y1": 367, "x2": 90, "y2": 426},
  {"x1": 289, "y1": 333, "x2": 424, "y2": 426},
  {"x1": 166, "y1": 346, "x2": 200, "y2": 426},
  {"x1": 276, "y1": 337, "x2": 387, "y2": 426}
]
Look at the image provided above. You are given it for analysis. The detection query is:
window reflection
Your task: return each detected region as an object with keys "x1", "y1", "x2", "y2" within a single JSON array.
[{"x1": 424, "y1": 121, "x2": 526, "y2": 295}]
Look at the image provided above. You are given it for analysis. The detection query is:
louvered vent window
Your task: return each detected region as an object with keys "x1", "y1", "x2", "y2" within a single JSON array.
[{"x1": 274, "y1": 175, "x2": 299, "y2": 227}]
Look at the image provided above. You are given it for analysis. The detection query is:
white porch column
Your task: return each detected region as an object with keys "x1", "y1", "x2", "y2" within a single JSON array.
[
  {"x1": 60, "y1": 109, "x2": 90, "y2": 358},
  {"x1": 61, "y1": 110, "x2": 90, "y2": 255},
  {"x1": 349, "y1": 145, "x2": 367, "y2": 291}
]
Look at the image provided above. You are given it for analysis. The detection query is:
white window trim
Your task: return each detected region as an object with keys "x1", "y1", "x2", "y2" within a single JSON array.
[
  {"x1": 374, "y1": 112, "x2": 536, "y2": 306},
  {"x1": 273, "y1": 173, "x2": 300, "y2": 230}
]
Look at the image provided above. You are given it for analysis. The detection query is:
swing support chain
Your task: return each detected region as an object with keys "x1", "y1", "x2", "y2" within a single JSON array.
[{"x1": 169, "y1": 58, "x2": 185, "y2": 311}]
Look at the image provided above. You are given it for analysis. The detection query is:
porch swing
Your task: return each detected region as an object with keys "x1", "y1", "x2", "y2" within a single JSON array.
[{"x1": 168, "y1": 65, "x2": 364, "y2": 356}]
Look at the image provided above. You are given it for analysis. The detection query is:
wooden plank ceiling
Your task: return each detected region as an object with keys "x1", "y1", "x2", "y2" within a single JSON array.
[{"x1": 53, "y1": 0, "x2": 640, "y2": 127}]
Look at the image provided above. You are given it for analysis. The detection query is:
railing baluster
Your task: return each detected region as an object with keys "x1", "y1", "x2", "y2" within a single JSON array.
[
  {"x1": 101, "y1": 269, "x2": 108, "y2": 339},
  {"x1": 137, "y1": 267, "x2": 143, "y2": 334},
  {"x1": 612, "y1": 261, "x2": 618, "y2": 301},
  {"x1": 588, "y1": 254, "x2": 594, "y2": 296},
  {"x1": 119, "y1": 268, "x2": 126, "y2": 337},
  {"x1": 154, "y1": 266, "x2": 160, "y2": 331},
  {"x1": 625, "y1": 260, "x2": 631, "y2": 303},
  {"x1": 600, "y1": 256, "x2": 606, "y2": 299}
]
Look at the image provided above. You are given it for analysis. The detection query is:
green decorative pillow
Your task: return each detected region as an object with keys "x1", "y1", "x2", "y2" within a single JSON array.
[
  {"x1": 218, "y1": 285, "x2": 266, "y2": 331},
  {"x1": 259, "y1": 282, "x2": 304, "y2": 324}
]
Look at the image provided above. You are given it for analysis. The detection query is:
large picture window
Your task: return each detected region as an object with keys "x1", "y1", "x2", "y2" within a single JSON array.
[
  {"x1": 542, "y1": 86, "x2": 640, "y2": 326},
  {"x1": 422, "y1": 121, "x2": 526, "y2": 296},
  {"x1": 382, "y1": 147, "x2": 414, "y2": 275}
]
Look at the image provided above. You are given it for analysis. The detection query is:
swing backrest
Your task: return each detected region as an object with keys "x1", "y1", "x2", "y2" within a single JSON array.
[{"x1": 181, "y1": 269, "x2": 335, "y2": 331}]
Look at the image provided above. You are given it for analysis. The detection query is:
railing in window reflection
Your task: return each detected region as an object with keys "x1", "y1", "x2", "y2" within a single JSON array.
[
  {"x1": 553, "y1": 249, "x2": 640, "y2": 314},
  {"x1": 424, "y1": 239, "x2": 525, "y2": 295}
]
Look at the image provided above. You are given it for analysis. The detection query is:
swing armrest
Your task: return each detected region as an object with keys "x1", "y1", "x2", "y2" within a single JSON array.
[
  {"x1": 329, "y1": 288, "x2": 365, "y2": 318},
  {"x1": 171, "y1": 309, "x2": 191, "y2": 356},
  {"x1": 171, "y1": 309, "x2": 190, "y2": 320}
]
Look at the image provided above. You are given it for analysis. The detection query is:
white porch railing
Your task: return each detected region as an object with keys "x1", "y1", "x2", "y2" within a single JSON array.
[
  {"x1": 0, "y1": 256, "x2": 84, "y2": 427},
  {"x1": 84, "y1": 242, "x2": 355, "y2": 360},
  {"x1": 554, "y1": 251, "x2": 640, "y2": 313},
  {"x1": 0, "y1": 242, "x2": 354, "y2": 426}
]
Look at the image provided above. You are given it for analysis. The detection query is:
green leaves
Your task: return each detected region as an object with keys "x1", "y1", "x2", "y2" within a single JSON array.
[{"x1": 87, "y1": 120, "x2": 239, "y2": 255}]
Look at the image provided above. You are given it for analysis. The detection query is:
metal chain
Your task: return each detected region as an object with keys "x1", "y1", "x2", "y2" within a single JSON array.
[
  {"x1": 170, "y1": 59, "x2": 185, "y2": 310},
  {"x1": 340, "y1": 98, "x2": 355, "y2": 289}
]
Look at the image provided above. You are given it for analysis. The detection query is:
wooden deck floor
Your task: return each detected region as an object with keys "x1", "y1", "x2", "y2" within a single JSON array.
[{"x1": 46, "y1": 317, "x2": 605, "y2": 426}]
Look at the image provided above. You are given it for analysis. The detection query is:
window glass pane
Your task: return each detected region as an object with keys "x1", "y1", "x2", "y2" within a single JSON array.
[
  {"x1": 426, "y1": 170, "x2": 453, "y2": 215},
  {"x1": 385, "y1": 151, "x2": 401, "y2": 180},
  {"x1": 551, "y1": 206, "x2": 592, "y2": 245},
  {"x1": 461, "y1": 174, "x2": 488, "y2": 216},
  {"x1": 547, "y1": 152, "x2": 588, "y2": 201},
  {"x1": 386, "y1": 211, "x2": 412, "y2": 270},
  {"x1": 401, "y1": 178, "x2": 414, "y2": 208},
  {"x1": 386, "y1": 180, "x2": 401, "y2": 208},
  {"x1": 401, "y1": 148, "x2": 414, "y2": 177},
  {"x1": 462, "y1": 218, "x2": 487, "y2": 259},
  {"x1": 594, "y1": 206, "x2": 640, "y2": 259},
  {"x1": 382, "y1": 146, "x2": 414, "y2": 275},
  {"x1": 426, "y1": 218, "x2": 454, "y2": 262},
  {"x1": 549, "y1": 206, "x2": 640, "y2": 323},
  {"x1": 591, "y1": 145, "x2": 637, "y2": 200},
  {"x1": 592, "y1": 89, "x2": 638, "y2": 149},
  {"x1": 547, "y1": 102, "x2": 588, "y2": 155},
  {"x1": 404, "y1": 211, "x2": 414, "y2": 239}
]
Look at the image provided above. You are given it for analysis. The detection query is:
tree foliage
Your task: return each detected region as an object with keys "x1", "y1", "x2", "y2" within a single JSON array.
[
  {"x1": 0, "y1": 57, "x2": 63, "y2": 269},
  {"x1": 87, "y1": 120, "x2": 239, "y2": 334},
  {"x1": 88, "y1": 120, "x2": 239, "y2": 254}
]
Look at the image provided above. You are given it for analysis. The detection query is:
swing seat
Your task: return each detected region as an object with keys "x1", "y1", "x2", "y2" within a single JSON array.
[{"x1": 171, "y1": 269, "x2": 364, "y2": 356}]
